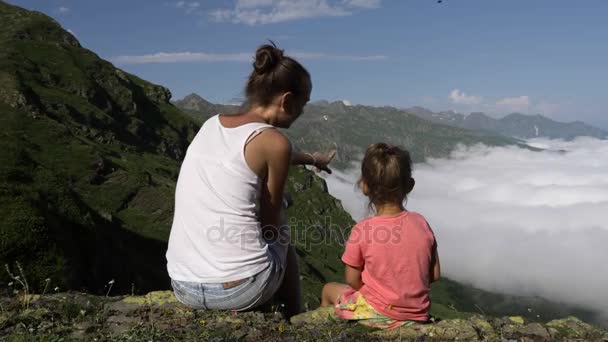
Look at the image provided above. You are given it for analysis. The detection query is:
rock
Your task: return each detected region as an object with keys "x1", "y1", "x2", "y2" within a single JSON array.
[
  {"x1": 425, "y1": 319, "x2": 479, "y2": 340},
  {"x1": 231, "y1": 326, "x2": 249, "y2": 340},
  {"x1": 145, "y1": 84, "x2": 172, "y2": 104},
  {"x1": 0, "y1": 312, "x2": 9, "y2": 328},
  {"x1": 546, "y1": 316, "x2": 608, "y2": 340},
  {"x1": 70, "y1": 321, "x2": 98, "y2": 339},
  {"x1": 19, "y1": 307, "x2": 50, "y2": 320},
  {"x1": 290, "y1": 306, "x2": 337, "y2": 326},
  {"x1": 377, "y1": 319, "x2": 479, "y2": 340},
  {"x1": 304, "y1": 174, "x2": 313, "y2": 190},
  {"x1": 502, "y1": 322, "x2": 551, "y2": 341},
  {"x1": 319, "y1": 178, "x2": 329, "y2": 193},
  {"x1": 2, "y1": 288, "x2": 608, "y2": 340},
  {"x1": 121, "y1": 290, "x2": 180, "y2": 306},
  {"x1": 508, "y1": 315, "x2": 525, "y2": 324},
  {"x1": 468, "y1": 315, "x2": 498, "y2": 340},
  {"x1": 216, "y1": 315, "x2": 246, "y2": 326},
  {"x1": 374, "y1": 323, "x2": 425, "y2": 340},
  {"x1": 106, "y1": 314, "x2": 140, "y2": 335}
]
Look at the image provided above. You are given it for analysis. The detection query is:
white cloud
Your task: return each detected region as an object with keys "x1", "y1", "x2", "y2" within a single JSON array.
[
  {"x1": 323, "y1": 138, "x2": 608, "y2": 320},
  {"x1": 175, "y1": 1, "x2": 201, "y2": 14},
  {"x1": 112, "y1": 51, "x2": 387, "y2": 64},
  {"x1": 209, "y1": 0, "x2": 380, "y2": 25},
  {"x1": 448, "y1": 89, "x2": 483, "y2": 105},
  {"x1": 291, "y1": 51, "x2": 387, "y2": 61},
  {"x1": 112, "y1": 52, "x2": 252, "y2": 64},
  {"x1": 342, "y1": 99, "x2": 352, "y2": 106},
  {"x1": 342, "y1": 0, "x2": 381, "y2": 9},
  {"x1": 56, "y1": 7, "x2": 70, "y2": 15},
  {"x1": 496, "y1": 95, "x2": 530, "y2": 113}
]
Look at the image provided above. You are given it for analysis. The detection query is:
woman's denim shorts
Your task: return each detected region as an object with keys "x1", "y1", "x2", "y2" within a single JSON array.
[{"x1": 171, "y1": 241, "x2": 287, "y2": 311}]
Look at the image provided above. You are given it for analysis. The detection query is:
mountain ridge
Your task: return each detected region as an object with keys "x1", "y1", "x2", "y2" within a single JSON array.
[
  {"x1": 406, "y1": 106, "x2": 608, "y2": 140},
  {"x1": 173, "y1": 94, "x2": 523, "y2": 168}
]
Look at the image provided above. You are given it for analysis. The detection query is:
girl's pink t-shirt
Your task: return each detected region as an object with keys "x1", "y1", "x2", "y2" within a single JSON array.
[{"x1": 341, "y1": 211, "x2": 436, "y2": 322}]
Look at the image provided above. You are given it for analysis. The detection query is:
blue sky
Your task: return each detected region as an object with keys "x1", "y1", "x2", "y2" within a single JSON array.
[{"x1": 8, "y1": 0, "x2": 608, "y2": 129}]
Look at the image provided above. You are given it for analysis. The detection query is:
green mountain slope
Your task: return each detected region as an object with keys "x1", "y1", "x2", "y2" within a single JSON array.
[{"x1": 0, "y1": 1, "x2": 198, "y2": 293}]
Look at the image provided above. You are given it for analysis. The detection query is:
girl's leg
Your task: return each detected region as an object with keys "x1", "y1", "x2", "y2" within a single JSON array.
[
  {"x1": 275, "y1": 244, "x2": 302, "y2": 318},
  {"x1": 321, "y1": 282, "x2": 350, "y2": 306}
]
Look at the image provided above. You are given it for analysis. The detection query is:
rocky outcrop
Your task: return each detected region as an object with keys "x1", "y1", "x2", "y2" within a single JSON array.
[
  {"x1": 291, "y1": 306, "x2": 608, "y2": 341},
  {"x1": 1, "y1": 291, "x2": 606, "y2": 341}
]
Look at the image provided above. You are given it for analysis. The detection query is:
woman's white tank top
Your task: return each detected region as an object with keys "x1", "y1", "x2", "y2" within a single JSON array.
[{"x1": 166, "y1": 114, "x2": 275, "y2": 283}]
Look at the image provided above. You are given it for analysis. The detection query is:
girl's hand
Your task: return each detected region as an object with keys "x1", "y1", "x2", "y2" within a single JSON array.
[{"x1": 312, "y1": 150, "x2": 337, "y2": 174}]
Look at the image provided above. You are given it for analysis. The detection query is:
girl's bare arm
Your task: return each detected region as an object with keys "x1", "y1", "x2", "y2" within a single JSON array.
[
  {"x1": 430, "y1": 243, "x2": 441, "y2": 283},
  {"x1": 345, "y1": 264, "x2": 364, "y2": 290}
]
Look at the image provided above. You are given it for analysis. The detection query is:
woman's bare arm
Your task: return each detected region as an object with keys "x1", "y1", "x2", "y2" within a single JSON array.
[
  {"x1": 291, "y1": 150, "x2": 336, "y2": 173},
  {"x1": 257, "y1": 130, "x2": 292, "y2": 234}
]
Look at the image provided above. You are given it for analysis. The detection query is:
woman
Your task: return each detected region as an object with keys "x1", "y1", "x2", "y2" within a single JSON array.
[{"x1": 166, "y1": 43, "x2": 334, "y2": 318}]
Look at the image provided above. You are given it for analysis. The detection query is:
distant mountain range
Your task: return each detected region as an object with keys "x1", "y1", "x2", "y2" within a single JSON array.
[
  {"x1": 406, "y1": 107, "x2": 608, "y2": 140},
  {"x1": 175, "y1": 95, "x2": 521, "y2": 167}
]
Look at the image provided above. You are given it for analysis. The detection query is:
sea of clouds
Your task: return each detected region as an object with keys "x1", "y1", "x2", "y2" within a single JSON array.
[{"x1": 322, "y1": 137, "x2": 608, "y2": 320}]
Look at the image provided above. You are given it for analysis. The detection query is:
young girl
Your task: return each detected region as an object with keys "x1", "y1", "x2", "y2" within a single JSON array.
[{"x1": 321, "y1": 143, "x2": 441, "y2": 329}]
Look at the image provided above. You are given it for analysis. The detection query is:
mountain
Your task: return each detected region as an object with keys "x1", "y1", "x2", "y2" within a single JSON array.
[
  {"x1": 408, "y1": 107, "x2": 608, "y2": 140},
  {"x1": 175, "y1": 96, "x2": 522, "y2": 168},
  {"x1": 1, "y1": 1, "x2": 197, "y2": 293}
]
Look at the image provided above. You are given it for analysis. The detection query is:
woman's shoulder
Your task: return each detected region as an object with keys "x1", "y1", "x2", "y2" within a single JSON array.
[{"x1": 254, "y1": 128, "x2": 291, "y2": 153}]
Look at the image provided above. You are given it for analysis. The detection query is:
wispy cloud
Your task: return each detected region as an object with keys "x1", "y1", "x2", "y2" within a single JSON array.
[
  {"x1": 113, "y1": 52, "x2": 252, "y2": 64},
  {"x1": 55, "y1": 6, "x2": 70, "y2": 15},
  {"x1": 209, "y1": 0, "x2": 381, "y2": 25},
  {"x1": 292, "y1": 51, "x2": 387, "y2": 61},
  {"x1": 448, "y1": 89, "x2": 483, "y2": 105},
  {"x1": 496, "y1": 95, "x2": 530, "y2": 113},
  {"x1": 341, "y1": 0, "x2": 381, "y2": 9},
  {"x1": 112, "y1": 51, "x2": 387, "y2": 64},
  {"x1": 175, "y1": 1, "x2": 201, "y2": 14},
  {"x1": 446, "y1": 90, "x2": 562, "y2": 117}
]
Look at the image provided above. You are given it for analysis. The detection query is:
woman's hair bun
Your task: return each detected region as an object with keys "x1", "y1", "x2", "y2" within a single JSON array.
[{"x1": 253, "y1": 43, "x2": 284, "y2": 74}]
